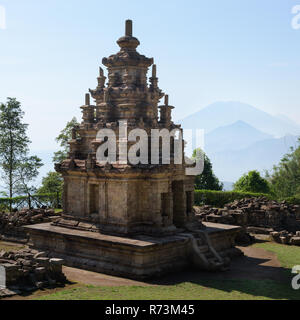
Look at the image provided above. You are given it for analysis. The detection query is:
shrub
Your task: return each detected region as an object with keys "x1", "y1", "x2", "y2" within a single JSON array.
[
  {"x1": 194, "y1": 190, "x2": 271, "y2": 207},
  {"x1": 283, "y1": 196, "x2": 300, "y2": 205},
  {"x1": 234, "y1": 170, "x2": 270, "y2": 194}
]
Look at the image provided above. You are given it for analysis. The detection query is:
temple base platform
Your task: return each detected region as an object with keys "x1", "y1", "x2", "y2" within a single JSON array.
[{"x1": 25, "y1": 222, "x2": 243, "y2": 279}]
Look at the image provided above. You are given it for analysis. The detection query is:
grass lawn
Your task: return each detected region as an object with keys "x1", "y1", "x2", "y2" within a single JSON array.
[
  {"x1": 35, "y1": 279, "x2": 299, "y2": 300},
  {"x1": 35, "y1": 242, "x2": 300, "y2": 300},
  {"x1": 254, "y1": 242, "x2": 300, "y2": 269},
  {"x1": 0, "y1": 241, "x2": 25, "y2": 252}
]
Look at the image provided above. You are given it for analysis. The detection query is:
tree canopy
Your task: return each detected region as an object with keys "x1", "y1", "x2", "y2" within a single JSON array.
[
  {"x1": 38, "y1": 171, "x2": 63, "y2": 194},
  {"x1": 0, "y1": 98, "x2": 43, "y2": 209},
  {"x1": 234, "y1": 170, "x2": 270, "y2": 194},
  {"x1": 192, "y1": 148, "x2": 223, "y2": 191},
  {"x1": 14, "y1": 155, "x2": 43, "y2": 196},
  {"x1": 53, "y1": 117, "x2": 79, "y2": 163},
  {"x1": 266, "y1": 140, "x2": 300, "y2": 198}
]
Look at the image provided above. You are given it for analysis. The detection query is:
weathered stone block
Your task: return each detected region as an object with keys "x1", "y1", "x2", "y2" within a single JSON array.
[{"x1": 290, "y1": 237, "x2": 300, "y2": 245}]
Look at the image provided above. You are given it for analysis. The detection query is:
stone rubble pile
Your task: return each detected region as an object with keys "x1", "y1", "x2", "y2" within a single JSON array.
[
  {"x1": 0, "y1": 208, "x2": 60, "y2": 242},
  {"x1": 0, "y1": 248, "x2": 67, "y2": 297},
  {"x1": 195, "y1": 197, "x2": 300, "y2": 235},
  {"x1": 270, "y1": 230, "x2": 300, "y2": 246}
]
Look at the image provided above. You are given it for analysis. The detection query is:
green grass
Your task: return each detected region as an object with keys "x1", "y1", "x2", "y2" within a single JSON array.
[
  {"x1": 0, "y1": 241, "x2": 25, "y2": 252},
  {"x1": 254, "y1": 242, "x2": 300, "y2": 270},
  {"x1": 36, "y1": 279, "x2": 300, "y2": 300},
  {"x1": 34, "y1": 242, "x2": 300, "y2": 300}
]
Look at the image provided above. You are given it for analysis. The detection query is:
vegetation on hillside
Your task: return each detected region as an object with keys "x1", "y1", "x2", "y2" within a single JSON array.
[{"x1": 266, "y1": 140, "x2": 300, "y2": 200}]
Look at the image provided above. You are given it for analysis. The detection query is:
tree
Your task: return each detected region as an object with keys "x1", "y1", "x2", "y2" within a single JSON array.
[
  {"x1": 0, "y1": 98, "x2": 30, "y2": 200},
  {"x1": 0, "y1": 98, "x2": 43, "y2": 210},
  {"x1": 0, "y1": 191, "x2": 8, "y2": 197},
  {"x1": 38, "y1": 171, "x2": 63, "y2": 194},
  {"x1": 14, "y1": 156, "x2": 43, "y2": 208},
  {"x1": 267, "y1": 140, "x2": 300, "y2": 198},
  {"x1": 192, "y1": 148, "x2": 223, "y2": 190},
  {"x1": 53, "y1": 117, "x2": 79, "y2": 163},
  {"x1": 233, "y1": 170, "x2": 270, "y2": 194}
]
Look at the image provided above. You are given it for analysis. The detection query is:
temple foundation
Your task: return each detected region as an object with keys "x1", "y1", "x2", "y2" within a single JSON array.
[{"x1": 26, "y1": 222, "x2": 242, "y2": 279}]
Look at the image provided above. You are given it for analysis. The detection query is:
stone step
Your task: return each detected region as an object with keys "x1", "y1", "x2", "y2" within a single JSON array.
[
  {"x1": 197, "y1": 245, "x2": 209, "y2": 253},
  {"x1": 196, "y1": 239, "x2": 203, "y2": 246},
  {"x1": 204, "y1": 252, "x2": 214, "y2": 259},
  {"x1": 208, "y1": 258, "x2": 224, "y2": 268}
]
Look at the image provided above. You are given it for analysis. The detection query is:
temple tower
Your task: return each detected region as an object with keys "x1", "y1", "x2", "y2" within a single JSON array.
[
  {"x1": 27, "y1": 20, "x2": 242, "y2": 278},
  {"x1": 55, "y1": 20, "x2": 196, "y2": 235}
]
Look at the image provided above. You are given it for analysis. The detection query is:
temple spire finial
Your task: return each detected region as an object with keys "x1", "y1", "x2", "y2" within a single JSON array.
[
  {"x1": 99, "y1": 67, "x2": 104, "y2": 77},
  {"x1": 85, "y1": 93, "x2": 90, "y2": 105},
  {"x1": 164, "y1": 94, "x2": 169, "y2": 106},
  {"x1": 125, "y1": 19, "x2": 132, "y2": 37},
  {"x1": 152, "y1": 64, "x2": 157, "y2": 78}
]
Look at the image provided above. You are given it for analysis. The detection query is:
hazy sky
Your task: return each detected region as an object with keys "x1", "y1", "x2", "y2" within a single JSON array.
[{"x1": 0, "y1": 0, "x2": 300, "y2": 151}]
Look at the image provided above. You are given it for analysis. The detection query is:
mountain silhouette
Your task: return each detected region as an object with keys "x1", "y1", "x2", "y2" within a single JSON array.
[
  {"x1": 207, "y1": 135, "x2": 299, "y2": 182},
  {"x1": 180, "y1": 101, "x2": 300, "y2": 185},
  {"x1": 205, "y1": 120, "x2": 273, "y2": 153},
  {"x1": 181, "y1": 101, "x2": 300, "y2": 137}
]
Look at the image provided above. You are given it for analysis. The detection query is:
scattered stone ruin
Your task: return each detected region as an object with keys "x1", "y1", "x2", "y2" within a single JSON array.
[
  {"x1": 0, "y1": 209, "x2": 60, "y2": 243},
  {"x1": 270, "y1": 230, "x2": 300, "y2": 246},
  {"x1": 195, "y1": 197, "x2": 300, "y2": 238},
  {"x1": 0, "y1": 248, "x2": 66, "y2": 298}
]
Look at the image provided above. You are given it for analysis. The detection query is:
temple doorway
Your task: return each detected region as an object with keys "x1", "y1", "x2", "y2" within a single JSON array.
[
  {"x1": 172, "y1": 180, "x2": 184, "y2": 227},
  {"x1": 89, "y1": 184, "x2": 99, "y2": 214}
]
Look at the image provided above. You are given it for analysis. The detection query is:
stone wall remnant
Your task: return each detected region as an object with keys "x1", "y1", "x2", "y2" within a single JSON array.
[
  {"x1": 0, "y1": 248, "x2": 66, "y2": 298},
  {"x1": 195, "y1": 197, "x2": 300, "y2": 234}
]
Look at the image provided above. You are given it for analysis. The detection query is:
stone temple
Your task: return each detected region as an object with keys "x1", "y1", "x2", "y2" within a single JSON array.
[{"x1": 26, "y1": 20, "x2": 242, "y2": 279}]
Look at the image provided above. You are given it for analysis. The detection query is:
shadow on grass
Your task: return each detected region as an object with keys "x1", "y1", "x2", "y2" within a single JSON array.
[
  {"x1": 237, "y1": 237, "x2": 270, "y2": 248},
  {"x1": 147, "y1": 254, "x2": 299, "y2": 300},
  {"x1": 5, "y1": 279, "x2": 76, "y2": 299}
]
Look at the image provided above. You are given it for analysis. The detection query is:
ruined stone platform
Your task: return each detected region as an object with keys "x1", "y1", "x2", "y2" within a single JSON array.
[{"x1": 25, "y1": 222, "x2": 242, "y2": 279}]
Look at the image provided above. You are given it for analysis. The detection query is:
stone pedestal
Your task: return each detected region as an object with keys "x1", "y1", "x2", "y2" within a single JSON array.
[{"x1": 26, "y1": 222, "x2": 242, "y2": 279}]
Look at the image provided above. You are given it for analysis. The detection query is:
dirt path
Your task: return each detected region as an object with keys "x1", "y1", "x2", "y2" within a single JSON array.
[{"x1": 63, "y1": 266, "x2": 150, "y2": 287}]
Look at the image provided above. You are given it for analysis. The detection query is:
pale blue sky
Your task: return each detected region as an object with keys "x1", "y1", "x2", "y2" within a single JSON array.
[{"x1": 0, "y1": 0, "x2": 300, "y2": 151}]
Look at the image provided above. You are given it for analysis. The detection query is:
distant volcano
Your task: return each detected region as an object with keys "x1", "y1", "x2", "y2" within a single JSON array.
[
  {"x1": 180, "y1": 101, "x2": 300, "y2": 137},
  {"x1": 180, "y1": 101, "x2": 300, "y2": 183}
]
